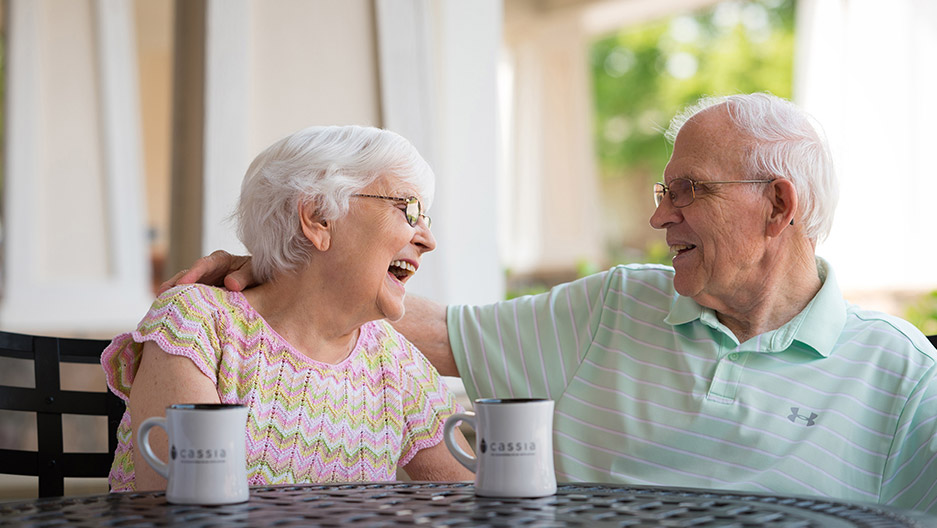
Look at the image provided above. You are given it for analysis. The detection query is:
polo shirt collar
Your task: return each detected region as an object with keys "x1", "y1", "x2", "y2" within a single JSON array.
[{"x1": 663, "y1": 257, "x2": 846, "y2": 356}]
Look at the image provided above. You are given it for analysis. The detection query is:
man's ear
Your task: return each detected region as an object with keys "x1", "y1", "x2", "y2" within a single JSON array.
[
  {"x1": 299, "y1": 200, "x2": 331, "y2": 251},
  {"x1": 766, "y1": 178, "x2": 797, "y2": 237}
]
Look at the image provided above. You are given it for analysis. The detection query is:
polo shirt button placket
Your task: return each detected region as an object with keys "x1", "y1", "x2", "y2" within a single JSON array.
[{"x1": 707, "y1": 349, "x2": 746, "y2": 403}]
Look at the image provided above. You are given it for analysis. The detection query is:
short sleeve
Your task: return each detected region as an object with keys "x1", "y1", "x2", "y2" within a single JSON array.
[
  {"x1": 377, "y1": 322, "x2": 463, "y2": 466},
  {"x1": 880, "y1": 366, "x2": 937, "y2": 513},
  {"x1": 101, "y1": 284, "x2": 227, "y2": 401},
  {"x1": 448, "y1": 270, "x2": 612, "y2": 402}
]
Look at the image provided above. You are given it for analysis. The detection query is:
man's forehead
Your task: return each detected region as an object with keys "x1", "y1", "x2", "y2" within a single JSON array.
[
  {"x1": 684, "y1": 104, "x2": 737, "y2": 137},
  {"x1": 668, "y1": 108, "x2": 748, "y2": 173},
  {"x1": 674, "y1": 107, "x2": 749, "y2": 158}
]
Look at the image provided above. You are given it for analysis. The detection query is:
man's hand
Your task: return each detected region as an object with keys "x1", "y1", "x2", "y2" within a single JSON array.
[
  {"x1": 158, "y1": 250, "x2": 255, "y2": 294},
  {"x1": 397, "y1": 296, "x2": 458, "y2": 377}
]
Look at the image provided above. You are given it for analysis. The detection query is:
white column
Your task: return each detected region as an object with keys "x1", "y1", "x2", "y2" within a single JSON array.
[
  {"x1": 201, "y1": 0, "x2": 250, "y2": 256},
  {"x1": 0, "y1": 0, "x2": 151, "y2": 336},
  {"x1": 501, "y1": 11, "x2": 604, "y2": 275},
  {"x1": 375, "y1": 0, "x2": 505, "y2": 306}
]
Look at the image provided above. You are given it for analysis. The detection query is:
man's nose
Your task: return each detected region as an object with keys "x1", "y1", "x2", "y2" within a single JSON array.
[{"x1": 649, "y1": 198, "x2": 682, "y2": 230}]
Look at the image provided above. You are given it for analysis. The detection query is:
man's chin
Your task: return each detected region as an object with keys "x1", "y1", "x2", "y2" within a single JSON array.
[{"x1": 671, "y1": 274, "x2": 697, "y2": 298}]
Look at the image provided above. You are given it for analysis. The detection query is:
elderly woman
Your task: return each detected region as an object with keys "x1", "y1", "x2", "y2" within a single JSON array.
[{"x1": 102, "y1": 125, "x2": 472, "y2": 491}]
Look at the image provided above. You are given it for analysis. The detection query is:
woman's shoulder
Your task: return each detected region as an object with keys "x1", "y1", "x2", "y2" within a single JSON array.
[
  {"x1": 157, "y1": 283, "x2": 232, "y2": 306},
  {"x1": 154, "y1": 284, "x2": 250, "y2": 318},
  {"x1": 143, "y1": 284, "x2": 260, "y2": 344}
]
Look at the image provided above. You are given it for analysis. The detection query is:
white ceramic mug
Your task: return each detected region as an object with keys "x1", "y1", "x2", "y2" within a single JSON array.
[
  {"x1": 443, "y1": 398, "x2": 556, "y2": 498},
  {"x1": 138, "y1": 403, "x2": 249, "y2": 505}
]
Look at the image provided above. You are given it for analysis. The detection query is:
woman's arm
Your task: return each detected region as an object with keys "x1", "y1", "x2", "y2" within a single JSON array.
[
  {"x1": 401, "y1": 428, "x2": 474, "y2": 481},
  {"x1": 128, "y1": 341, "x2": 221, "y2": 491}
]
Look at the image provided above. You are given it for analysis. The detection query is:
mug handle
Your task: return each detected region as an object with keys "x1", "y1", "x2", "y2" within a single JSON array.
[
  {"x1": 443, "y1": 412, "x2": 476, "y2": 473},
  {"x1": 137, "y1": 416, "x2": 170, "y2": 479}
]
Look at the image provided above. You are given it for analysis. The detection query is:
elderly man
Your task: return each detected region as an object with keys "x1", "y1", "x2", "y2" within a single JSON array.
[{"x1": 170, "y1": 93, "x2": 937, "y2": 512}]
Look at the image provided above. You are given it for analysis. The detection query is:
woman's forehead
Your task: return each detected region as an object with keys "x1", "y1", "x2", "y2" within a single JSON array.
[{"x1": 367, "y1": 173, "x2": 423, "y2": 199}]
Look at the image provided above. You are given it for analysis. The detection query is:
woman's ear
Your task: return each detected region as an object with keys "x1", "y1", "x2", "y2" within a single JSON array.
[
  {"x1": 299, "y1": 200, "x2": 331, "y2": 251},
  {"x1": 766, "y1": 178, "x2": 798, "y2": 237}
]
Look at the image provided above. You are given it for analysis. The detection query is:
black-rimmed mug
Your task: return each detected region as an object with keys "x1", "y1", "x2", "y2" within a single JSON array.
[
  {"x1": 138, "y1": 403, "x2": 249, "y2": 504},
  {"x1": 443, "y1": 398, "x2": 556, "y2": 497}
]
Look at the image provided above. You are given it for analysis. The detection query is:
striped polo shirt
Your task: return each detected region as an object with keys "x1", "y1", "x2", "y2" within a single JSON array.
[{"x1": 448, "y1": 259, "x2": 937, "y2": 513}]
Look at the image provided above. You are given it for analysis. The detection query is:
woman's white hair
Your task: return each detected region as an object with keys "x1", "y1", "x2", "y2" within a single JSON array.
[
  {"x1": 235, "y1": 125, "x2": 435, "y2": 282},
  {"x1": 665, "y1": 93, "x2": 839, "y2": 242}
]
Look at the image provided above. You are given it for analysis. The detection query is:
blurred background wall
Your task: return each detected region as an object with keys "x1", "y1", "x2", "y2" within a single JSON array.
[
  {"x1": 0, "y1": 0, "x2": 503, "y2": 337},
  {"x1": 0, "y1": 0, "x2": 935, "y2": 498},
  {"x1": 2, "y1": 0, "x2": 935, "y2": 337}
]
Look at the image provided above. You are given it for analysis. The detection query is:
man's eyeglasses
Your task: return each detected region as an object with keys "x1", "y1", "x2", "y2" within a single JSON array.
[
  {"x1": 351, "y1": 194, "x2": 432, "y2": 228},
  {"x1": 653, "y1": 178, "x2": 775, "y2": 208}
]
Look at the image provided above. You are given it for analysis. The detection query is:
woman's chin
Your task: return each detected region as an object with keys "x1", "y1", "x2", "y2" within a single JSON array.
[
  {"x1": 376, "y1": 293, "x2": 406, "y2": 322},
  {"x1": 380, "y1": 305, "x2": 405, "y2": 323},
  {"x1": 383, "y1": 311, "x2": 404, "y2": 323}
]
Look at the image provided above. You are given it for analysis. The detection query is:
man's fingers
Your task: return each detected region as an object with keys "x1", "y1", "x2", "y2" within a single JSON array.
[
  {"x1": 157, "y1": 269, "x2": 189, "y2": 295},
  {"x1": 223, "y1": 259, "x2": 256, "y2": 292},
  {"x1": 185, "y1": 250, "x2": 236, "y2": 286},
  {"x1": 158, "y1": 250, "x2": 237, "y2": 294}
]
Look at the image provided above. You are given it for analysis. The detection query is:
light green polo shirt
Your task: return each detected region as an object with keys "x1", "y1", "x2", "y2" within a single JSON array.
[{"x1": 449, "y1": 259, "x2": 937, "y2": 513}]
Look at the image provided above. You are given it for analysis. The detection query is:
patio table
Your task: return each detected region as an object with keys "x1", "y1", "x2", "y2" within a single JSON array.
[{"x1": 2, "y1": 481, "x2": 934, "y2": 527}]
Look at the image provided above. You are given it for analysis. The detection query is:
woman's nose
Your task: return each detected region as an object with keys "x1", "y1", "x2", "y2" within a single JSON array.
[{"x1": 413, "y1": 217, "x2": 436, "y2": 253}]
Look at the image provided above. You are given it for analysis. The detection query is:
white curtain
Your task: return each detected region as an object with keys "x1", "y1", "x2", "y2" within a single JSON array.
[{"x1": 797, "y1": 0, "x2": 937, "y2": 294}]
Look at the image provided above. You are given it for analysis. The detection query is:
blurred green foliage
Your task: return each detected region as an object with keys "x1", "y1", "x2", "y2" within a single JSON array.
[
  {"x1": 506, "y1": 1, "x2": 797, "y2": 300},
  {"x1": 905, "y1": 291, "x2": 937, "y2": 337},
  {"x1": 591, "y1": 0, "x2": 796, "y2": 182}
]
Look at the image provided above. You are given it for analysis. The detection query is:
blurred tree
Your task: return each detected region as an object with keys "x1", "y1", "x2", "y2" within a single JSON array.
[
  {"x1": 592, "y1": 0, "x2": 795, "y2": 178},
  {"x1": 906, "y1": 291, "x2": 937, "y2": 337},
  {"x1": 590, "y1": 0, "x2": 795, "y2": 264}
]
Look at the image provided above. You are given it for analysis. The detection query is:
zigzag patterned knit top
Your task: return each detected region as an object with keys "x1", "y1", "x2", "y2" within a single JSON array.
[{"x1": 102, "y1": 284, "x2": 461, "y2": 491}]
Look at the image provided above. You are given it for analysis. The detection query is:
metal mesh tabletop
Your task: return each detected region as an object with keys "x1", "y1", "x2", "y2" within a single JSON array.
[{"x1": 1, "y1": 482, "x2": 934, "y2": 527}]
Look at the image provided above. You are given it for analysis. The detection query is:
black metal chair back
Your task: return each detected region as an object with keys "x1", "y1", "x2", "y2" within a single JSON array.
[{"x1": 0, "y1": 330, "x2": 123, "y2": 497}]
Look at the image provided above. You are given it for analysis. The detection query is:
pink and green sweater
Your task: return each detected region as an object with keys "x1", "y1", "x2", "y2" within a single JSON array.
[{"x1": 102, "y1": 284, "x2": 461, "y2": 491}]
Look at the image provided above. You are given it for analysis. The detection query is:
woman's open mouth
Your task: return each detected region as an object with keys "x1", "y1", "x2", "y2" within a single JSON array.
[{"x1": 387, "y1": 260, "x2": 416, "y2": 283}]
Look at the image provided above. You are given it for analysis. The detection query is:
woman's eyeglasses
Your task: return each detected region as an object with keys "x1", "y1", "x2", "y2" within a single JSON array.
[
  {"x1": 653, "y1": 178, "x2": 775, "y2": 208},
  {"x1": 351, "y1": 194, "x2": 432, "y2": 228}
]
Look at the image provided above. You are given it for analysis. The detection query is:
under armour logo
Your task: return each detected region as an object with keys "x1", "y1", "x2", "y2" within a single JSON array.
[{"x1": 788, "y1": 407, "x2": 818, "y2": 426}]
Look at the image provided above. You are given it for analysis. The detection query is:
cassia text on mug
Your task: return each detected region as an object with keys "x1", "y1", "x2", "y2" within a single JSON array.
[
  {"x1": 443, "y1": 398, "x2": 556, "y2": 498},
  {"x1": 138, "y1": 403, "x2": 249, "y2": 505}
]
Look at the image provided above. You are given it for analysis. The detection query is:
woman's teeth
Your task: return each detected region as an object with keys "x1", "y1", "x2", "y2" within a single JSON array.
[{"x1": 389, "y1": 260, "x2": 416, "y2": 280}]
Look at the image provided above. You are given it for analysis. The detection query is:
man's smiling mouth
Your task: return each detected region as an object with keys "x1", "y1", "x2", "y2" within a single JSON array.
[{"x1": 670, "y1": 244, "x2": 697, "y2": 256}]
